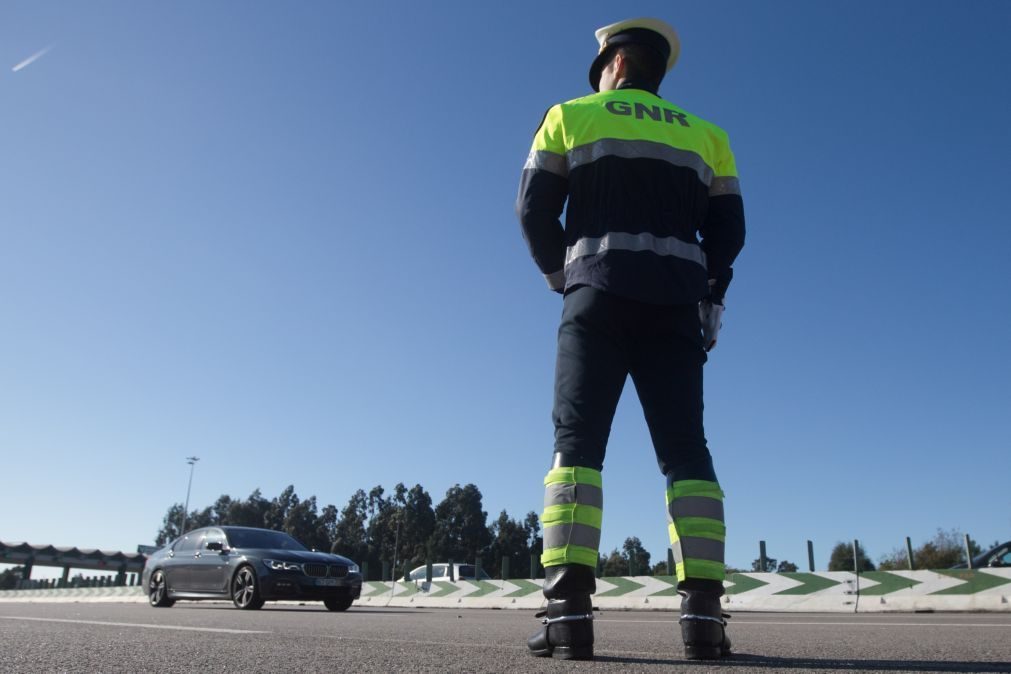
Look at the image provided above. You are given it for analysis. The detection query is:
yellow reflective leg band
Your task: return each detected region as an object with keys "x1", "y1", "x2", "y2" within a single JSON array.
[
  {"x1": 540, "y1": 466, "x2": 603, "y2": 569},
  {"x1": 667, "y1": 479, "x2": 725, "y2": 583}
]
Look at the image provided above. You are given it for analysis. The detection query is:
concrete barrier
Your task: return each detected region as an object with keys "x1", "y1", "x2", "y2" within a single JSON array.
[
  {"x1": 354, "y1": 569, "x2": 1011, "y2": 612},
  {"x1": 2, "y1": 569, "x2": 1009, "y2": 612}
]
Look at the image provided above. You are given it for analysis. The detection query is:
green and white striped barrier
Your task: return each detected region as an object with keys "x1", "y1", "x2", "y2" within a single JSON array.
[
  {"x1": 0, "y1": 586, "x2": 147, "y2": 602},
  {"x1": 357, "y1": 569, "x2": 1011, "y2": 612},
  {"x1": 3, "y1": 570, "x2": 1009, "y2": 611}
]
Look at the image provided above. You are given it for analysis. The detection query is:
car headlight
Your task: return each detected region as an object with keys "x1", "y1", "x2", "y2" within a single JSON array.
[
  {"x1": 347, "y1": 563, "x2": 360, "y2": 574},
  {"x1": 262, "y1": 559, "x2": 301, "y2": 571}
]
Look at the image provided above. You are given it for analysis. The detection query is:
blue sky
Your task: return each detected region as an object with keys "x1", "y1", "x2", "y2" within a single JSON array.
[{"x1": 2, "y1": 1, "x2": 1009, "y2": 575}]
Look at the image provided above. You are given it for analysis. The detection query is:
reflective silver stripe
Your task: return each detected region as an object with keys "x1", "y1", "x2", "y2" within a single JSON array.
[
  {"x1": 710, "y1": 176, "x2": 741, "y2": 197},
  {"x1": 671, "y1": 537, "x2": 725, "y2": 564},
  {"x1": 544, "y1": 269, "x2": 566, "y2": 290},
  {"x1": 667, "y1": 496, "x2": 724, "y2": 523},
  {"x1": 523, "y1": 150, "x2": 568, "y2": 177},
  {"x1": 679, "y1": 614, "x2": 726, "y2": 626},
  {"x1": 543, "y1": 523, "x2": 601, "y2": 551},
  {"x1": 544, "y1": 483, "x2": 604, "y2": 510},
  {"x1": 567, "y1": 139, "x2": 714, "y2": 186},
  {"x1": 565, "y1": 232, "x2": 707, "y2": 269},
  {"x1": 544, "y1": 613, "x2": 594, "y2": 625}
]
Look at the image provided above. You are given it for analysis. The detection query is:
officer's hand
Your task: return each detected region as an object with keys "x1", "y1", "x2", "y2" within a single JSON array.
[{"x1": 699, "y1": 299, "x2": 724, "y2": 352}]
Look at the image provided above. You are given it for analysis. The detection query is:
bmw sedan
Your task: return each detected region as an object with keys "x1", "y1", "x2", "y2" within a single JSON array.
[
  {"x1": 142, "y1": 526, "x2": 362, "y2": 611},
  {"x1": 951, "y1": 540, "x2": 1011, "y2": 569}
]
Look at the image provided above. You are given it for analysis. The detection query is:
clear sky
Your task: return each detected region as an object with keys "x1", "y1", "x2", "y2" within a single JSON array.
[{"x1": 2, "y1": 1, "x2": 1009, "y2": 575}]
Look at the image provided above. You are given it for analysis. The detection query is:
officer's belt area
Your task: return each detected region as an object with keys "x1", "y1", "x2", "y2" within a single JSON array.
[
  {"x1": 565, "y1": 232, "x2": 707, "y2": 269},
  {"x1": 524, "y1": 143, "x2": 740, "y2": 197}
]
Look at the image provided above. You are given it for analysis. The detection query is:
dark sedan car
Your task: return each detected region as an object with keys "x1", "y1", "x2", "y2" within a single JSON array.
[
  {"x1": 951, "y1": 540, "x2": 1011, "y2": 569},
  {"x1": 142, "y1": 526, "x2": 362, "y2": 611}
]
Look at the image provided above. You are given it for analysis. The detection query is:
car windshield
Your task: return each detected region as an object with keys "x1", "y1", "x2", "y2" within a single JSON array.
[
  {"x1": 226, "y1": 529, "x2": 307, "y2": 551},
  {"x1": 458, "y1": 565, "x2": 489, "y2": 579}
]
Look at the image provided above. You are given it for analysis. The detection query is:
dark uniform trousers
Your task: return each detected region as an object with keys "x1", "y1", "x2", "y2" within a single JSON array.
[{"x1": 553, "y1": 285, "x2": 719, "y2": 485}]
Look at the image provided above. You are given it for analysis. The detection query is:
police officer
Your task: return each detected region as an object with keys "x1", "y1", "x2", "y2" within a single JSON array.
[{"x1": 516, "y1": 17, "x2": 745, "y2": 661}]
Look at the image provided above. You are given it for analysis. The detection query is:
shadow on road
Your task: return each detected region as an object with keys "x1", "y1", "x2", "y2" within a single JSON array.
[
  {"x1": 176, "y1": 605, "x2": 424, "y2": 615},
  {"x1": 595, "y1": 653, "x2": 1009, "y2": 672}
]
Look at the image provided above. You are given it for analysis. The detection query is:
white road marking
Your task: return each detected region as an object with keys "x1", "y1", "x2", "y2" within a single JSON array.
[
  {"x1": 597, "y1": 619, "x2": 1011, "y2": 627},
  {"x1": 0, "y1": 616, "x2": 269, "y2": 634}
]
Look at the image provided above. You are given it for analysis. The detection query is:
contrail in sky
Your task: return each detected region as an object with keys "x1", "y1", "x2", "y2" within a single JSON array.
[{"x1": 12, "y1": 45, "x2": 54, "y2": 72}]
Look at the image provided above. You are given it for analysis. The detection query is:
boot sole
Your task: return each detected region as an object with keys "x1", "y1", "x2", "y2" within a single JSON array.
[
  {"x1": 684, "y1": 644, "x2": 731, "y2": 660},
  {"x1": 552, "y1": 646, "x2": 594, "y2": 661},
  {"x1": 528, "y1": 646, "x2": 593, "y2": 660}
]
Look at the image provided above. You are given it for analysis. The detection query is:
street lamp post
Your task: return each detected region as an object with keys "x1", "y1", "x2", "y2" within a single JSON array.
[{"x1": 179, "y1": 456, "x2": 200, "y2": 536}]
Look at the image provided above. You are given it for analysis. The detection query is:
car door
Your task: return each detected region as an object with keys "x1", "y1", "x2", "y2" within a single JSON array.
[
  {"x1": 191, "y1": 529, "x2": 230, "y2": 593},
  {"x1": 986, "y1": 544, "x2": 1011, "y2": 568},
  {"x1": 165, "y1": 534, "x2": 200, "y2": 591}
]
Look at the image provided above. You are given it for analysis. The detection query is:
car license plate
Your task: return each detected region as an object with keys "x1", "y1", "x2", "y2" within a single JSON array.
[{"x1": 316, "y1": 578, "x2": 339, "y2": 586}]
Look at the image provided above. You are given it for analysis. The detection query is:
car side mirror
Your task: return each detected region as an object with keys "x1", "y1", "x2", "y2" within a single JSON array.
[{"x1": 206, "y1": 542, "x2": 223, "y2": 552}]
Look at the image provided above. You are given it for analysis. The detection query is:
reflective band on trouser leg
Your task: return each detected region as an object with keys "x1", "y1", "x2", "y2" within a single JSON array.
[
  {"x1": 541, "y1": 467, "x2": 603, "y2": 568},
  {"x1": 666, "y1": 478, "x2": 725, "y2": 583}
]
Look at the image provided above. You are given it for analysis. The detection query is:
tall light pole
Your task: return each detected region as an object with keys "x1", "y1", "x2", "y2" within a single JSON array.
[{"x1": 179, "y1": 456, "x2": 200, "y2": 536}]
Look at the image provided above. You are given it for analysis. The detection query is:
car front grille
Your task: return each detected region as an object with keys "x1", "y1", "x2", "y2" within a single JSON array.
[
  {"x1": 303, "y1": 563, "x2": 327, "y2": 577},
  {"x1": 302, "y1": 563, "x2": 350, "y2": 578}
]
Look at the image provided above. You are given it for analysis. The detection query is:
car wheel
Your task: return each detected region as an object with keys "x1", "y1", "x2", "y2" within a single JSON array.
[
  {"x1": 323, "y1": 597, "x2": 353, "y2": 612},
  {"x1": 232, "y1": 565, "x2": 264, "y2": 610},
  {"x1": 148, "y1": 570, "x2": 174, "y2": 608}
]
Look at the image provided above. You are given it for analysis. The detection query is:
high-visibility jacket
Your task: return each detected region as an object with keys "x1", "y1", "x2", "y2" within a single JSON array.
[{"x1": 516, "y1": 84, "x2": 745, "y2": 305}]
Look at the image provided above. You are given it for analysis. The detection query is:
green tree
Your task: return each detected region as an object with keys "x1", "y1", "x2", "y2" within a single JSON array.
[
  {"x1": 396, "y1": 484, "x2": 436, "y2": 572},
  {"x1": 332, "y1": 489, "x2": 368, "y2": 563},
  {"x1": 154, "y1": 501, "x2": 218, "y2": 544},
  {"x1": 284, "y1": 494, "x2": 322, "y2": 548},
  {"x1": 224, "y1": 489, "x2": 271, "y2": 528},
  {"x1": 264, "y1": 485, "x2": 299, "y2": 532},
  {"x1": 364, "y1": 485, "x2": 397, "y2": 576},
  {"x1": 188, "y1": 506, "x2": 214, "y2": 530},
  {"x1": 525, "y1": 511, "x2": 542, "y2": 560},
  {"x1": 777, "y1": 560, "x2": 799, "y2": 572},
  {"x1": 828, "y1": 541, "x2": 876, "y2": 571},
  {"x1": 487, "y1": 510, "x2": 534, "y2": 579},
  {"x1": 155, "y1": 504, "x2": 185, "y2": 546},
  {"x1": 600, "y1": 549, "x2": 626, "y2": 577},
  {"x1": 314, "y1": 504, "x2": 339, "y2": 552},
  {"x1": 752, "y1": 556, "x2": 777, "y2": 572},
  {"x1": 622, "y1": 537, "x2": 651, "y2": 576},
  {"x1": 430, "y1": 484, "x2": 492, "y2": 563},
  {"x1": 0, "y1": 566, "x2": 25, "y2": 590},
  {"x1": 878, "y1": 529, "x2": 983, "y2": 570},
  {"x1": 211, "y1": 495, "x2": 233, "y2": 524}
]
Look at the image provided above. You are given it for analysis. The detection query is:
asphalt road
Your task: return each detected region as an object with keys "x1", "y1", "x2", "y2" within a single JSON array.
[{"x1": 1, "y1": 602, "x2": 1009, "y2": 673}]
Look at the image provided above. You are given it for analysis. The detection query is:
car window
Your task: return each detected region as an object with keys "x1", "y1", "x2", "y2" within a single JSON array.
[
  {"x1": 409, "y1": 568, "x2": 426, "y2": 581},
  {"x1": 202, "y1": 530, "x2": 226, "y2": 550},
  {"x1": 225, "y1": 529, "x2": 308, "y2": 551},
  {"x1": 432, "y1": 564, "x2": 448, "y2": 578},
  {"x1": 173, "y1": 535, "x2": 200, "y2": 554},
  {"x1": 995, "y1": 548, "x2": 1011, "y2": 567}
]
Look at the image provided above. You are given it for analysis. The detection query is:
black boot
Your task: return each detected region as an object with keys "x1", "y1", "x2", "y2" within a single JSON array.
[
  {"x1": 679, "y1": 591, "x2": 731, "y2": 660},
  {"x1": 527, "y1": 565, "x2": 596, "y2": 660}
]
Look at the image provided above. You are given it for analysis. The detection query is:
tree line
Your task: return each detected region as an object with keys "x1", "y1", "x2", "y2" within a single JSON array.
[
  {"x1": 155, "y1": 483, "x2": 545, "y2": 581},
  {"x1": 156, "y1": 485, "x2": 993, "y2": 580},
  {"x1": 156, "y1": 483, "x2": 671, "y2": 581},
  {"x1": 739, "y1": 529, "x2": 992, "y2": 573}
]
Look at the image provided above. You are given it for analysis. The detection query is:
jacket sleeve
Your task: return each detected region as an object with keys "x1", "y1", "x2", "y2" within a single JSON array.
[
  {"x1": 699, "y1": 132, "x2": 746, "y2": 304},
  {"x1": 515, "y1": 106, "x2": 569, "y2": 292}
]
